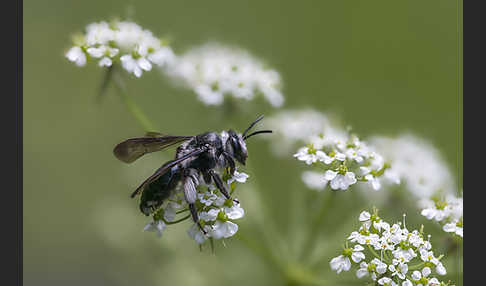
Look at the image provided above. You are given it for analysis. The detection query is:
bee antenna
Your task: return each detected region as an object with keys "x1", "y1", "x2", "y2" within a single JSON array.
[
  {"x1": 244, "y1": 130, "x2": 272, "y2": 140},
  {"x1": 242, "y1": 115, "x2": 265, "y2": 137}
]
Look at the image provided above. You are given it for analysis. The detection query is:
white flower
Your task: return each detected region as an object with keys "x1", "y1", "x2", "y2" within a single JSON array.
[
  {"x1": 420, "y1": 194, "x2": 463, "y2": 238},
  {"x1": 393, "y1": 248, "x2": 416, "y2": 263},
  {"x1": 224, "y1": 203, "x2": 245, "y2": 220},
  {"x1": 334, "y1": 210, "x2": 450, "y2": 285},
  {"x1": 120, "y1": 54, "x2": 152, "y2": 77},
  {"x1": 356, "y1": 262, "x2": 369, "y2": 278},
  {"x1": 325, "y1": 170, "x2": 357, "y2": 190},
  {"x1": 187, "y1": 223, "x2": 209, "y2": 244},
  {"x1": 378, "y1": 277, "x2": 397, "y2": 286},
  {"x1": 147, "y1": 46, "x2": 175, "y2": 67},
  {"x1": 210, "y1": 220, "x2": 238, "y2": 239},
  {"x1": 163, "y1": 202, "x2": 180, "y2": 222},
  {"x1": 198, "y1": 191, "x2": 219, "y2": 206},
  {"x1": 411, "y1": 267, "x2": 431, "y2": 281},
  {"x1": 370, "y1": 134, "x2": 455, "y2": 198},
  {"x1": 143, "y1": 219, "x2": 166, "y2": 237},
  {"x1": 351, "y1": 245, "x2": 365, "y2": 263},
  {"x1": 98, "y1": 57, "x2": 113, "y2": 67},
  {"x1": 294, "y1": 128, "x2": 397, "y2": 192},
  {"x1": 85, "y1": 21, "x2": 114, "y2": 46},
  {"x1": 420, "y1": 207, "x2": 448, "y2": 222},
  {"x1": 419, "y1": 249, "x2": 446, "y2": 275},
  {"x1": 194, "y1": 84, "x2": 224, "y2": 105},
  {"x1": 66, "y1": 20, "x2": 175, "y2": 77},
  {"x1": 359, "y1": 211, "x2": 371, "y2": 222},
  {"x1": 357, "y1": 258, "x2": 388, "y2": 281},
  {"x1": 443, "y1": 221, "x2": 463, "y2": 237},
  {"x1": 165, "y1": 43, "x2": 284, "y2": 107},
  {"x1": 227, "y1": 170, "x2": 249, "y2": 184},
  {"x1": 293, "y1": 147, "x2": 321, "y2": 165},
  {"x1": 346, "y1": 148, "x2": 364, "y2": 163},
  {"x1": 330, "y1": 255, "x2": 351, "y2": 274},
  {"x1": 66, "y1": 46, "x2": 87, "y2": 67},
  {"x1": 301, "y1": 171, "x2": 328, "y2": 191},
  {"x1": 199, "y1": 208, "x2": 219, "y2": 222},
  {"x1": 388, "y1": 263, "x2": 408, "y2": 280},
  {"x1": 402, "y1": 280, "x2": 413, "y2": 286},
  {"x1": 365, "y1": 174, "x2": 381, "y2": 191}
]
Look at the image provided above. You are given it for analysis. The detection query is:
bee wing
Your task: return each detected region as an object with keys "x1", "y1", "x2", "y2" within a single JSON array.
[
  {"x1": 130, "y1": 146, "x2": 208, "y2": 198},
  {"x1": 113, "y1": 135, "x2": 193, "y2": 163}
]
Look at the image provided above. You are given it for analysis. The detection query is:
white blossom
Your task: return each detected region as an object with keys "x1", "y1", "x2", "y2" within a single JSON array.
[
  {"x1": 66, "y1": 46, "x2": 87, "y2": 67},
  {"x1": 165, "y1": 43, "x2": 284, "y2": 107},
  {"x1": 419, "y1": 194, "x2": 463, "y2": 238},
  {"x1": 227, "y1": 170, "x2": 249, "y2": 184},
  {"x1": 370, "y1": 134, "x2": 455, "y2": 198},
  {"x1": 301, "y1": 171, "x2": 328, "y2": 191},
  {"x1": 66, "y1": 20, "x2": 175, "y2": 77},
  {"x1": 143, "y1": 219, "x2": 166, "y2": 237},
  {"x1": 330, "y1": 255, "x2": 351, "y2": 274},
  {"x1": 210, "y1": 220, "x2": 239, "y2": 239},
  {"x1": 330, "y1": 209, "x2": 450, "y2": 285},
  {"x1": 378, "y1": 277, "x2": 397, "y2": 286},
  {"x1": 325, "y1": 170, "x2": 357, "y2": 191},
  {"x1": 294, "y1": 128, "x2": 398, "y2": 192}
]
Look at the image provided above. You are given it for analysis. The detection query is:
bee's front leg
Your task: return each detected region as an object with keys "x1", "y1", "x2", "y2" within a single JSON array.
[
  {"x1": 209, "y1": 169, "x2": 239, "y2": 204},
  {"x1": 222, "y1": 152, "x2": 236, "y2": 176}
]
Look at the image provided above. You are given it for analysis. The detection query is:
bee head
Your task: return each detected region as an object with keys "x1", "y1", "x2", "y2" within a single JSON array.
[
  {"x1": 224, "y1": 115, "x2": 273, "y2": 165},
  {"x1": 225, "y1": 129, "x2": 248, "y2": 165}
]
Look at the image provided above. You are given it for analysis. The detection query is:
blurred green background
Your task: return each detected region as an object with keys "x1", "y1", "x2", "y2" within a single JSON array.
[{"x1": 24, "y1": 0, "x2": 462, "y2": 285}]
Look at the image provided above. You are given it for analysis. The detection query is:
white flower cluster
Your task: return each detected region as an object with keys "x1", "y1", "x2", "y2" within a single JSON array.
[
  {"x1": 144, "y1": 169, "x2": 248, "y2": 246},
  {"x1": 65, "y1": 20, "x2": 175, "y2": 77},
  {"x1": 165, "y1": 43, "x2": 284, "y2": 107},
  {"x1": 330, "y1": 210, "x2": 450, "y2": 286},
  {"x1": 294, "y1": 132, "x2": 399, "y2": 192},
  {"x1": 419, "y1": 194, "x2": 463, "y2": 238},
  {"x1": 263, "y1": 109, "x2": 345, "y2": 156},
  {"x1": 370, "y1": 134, "x2": 455, "y2": 199}
]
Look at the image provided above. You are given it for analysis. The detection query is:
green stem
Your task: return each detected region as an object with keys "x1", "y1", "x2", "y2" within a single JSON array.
[
  {"x1": 162, "y1": 214, "x2": 191, "y2": 225},
  {"x1": 383, "y1": 250, "x2": 393, "y2": 264},
  {"x1": 408, "y1": 261, "x2": 425, "y2": 271},
  {"x1": 111, "y1": 66, "x2": 157, "y2": 132},
  {"x1": 300, "y1": 191, "x2": 336, "y2": 260},
  {"x1": 176, "y1": 208, "x2": 189, "y2": 214},
  {"x1": 367, "y1": 244, "x2": 381, "y2": 260}
]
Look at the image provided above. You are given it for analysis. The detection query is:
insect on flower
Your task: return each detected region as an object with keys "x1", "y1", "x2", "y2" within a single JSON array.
[{"x1": 113, "y1": 115, "x2": 272, "y2": 233}]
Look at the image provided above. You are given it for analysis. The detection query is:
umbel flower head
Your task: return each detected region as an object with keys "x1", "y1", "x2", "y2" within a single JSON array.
[
  {"x1": 143, "y1": 158, "x2": 249, "y2": 247},
  {"x1": 65, "y1": 20, "x2": 175, "y2": 77},
  {"x1": 330, "y1": 209, "x2": 451, "y2": 286},
  {"x1": 419, "y1": 193, "x2": 463, "y2": 238},
  {"x1": 165, "y1": 43, "x2": 284, "y2": 107},
  {"x1": 294, "y1": 129, "x2": 399, "y2": 192},
  {"x1": 263, "y1": 109, "x2": 346, "y2": 156},
  {"x1": 369, "y1": 134, "x2": 455, "y2": 199}
]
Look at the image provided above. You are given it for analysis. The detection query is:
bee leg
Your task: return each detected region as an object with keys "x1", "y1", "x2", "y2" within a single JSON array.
[
  {"x1": 183, "y1": 169, "x2": 207, "y2": 234},
  {"x1": 202, "y1": 170, "x2": 212, "y2": 185},
  {"x1": 210, "y1": 170, "x2": 239, "y2": 204},
  {"x1": 223, "y1": 152, "x2": 236, "y2": 176},
  {"x1": 189, "y1": 203, "x2": 206, "y2": 234}
]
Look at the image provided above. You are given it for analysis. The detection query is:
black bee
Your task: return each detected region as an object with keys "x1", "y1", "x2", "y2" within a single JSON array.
[{"x1": 113, "y1": 115, "x2": 272, "y2": 232}]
